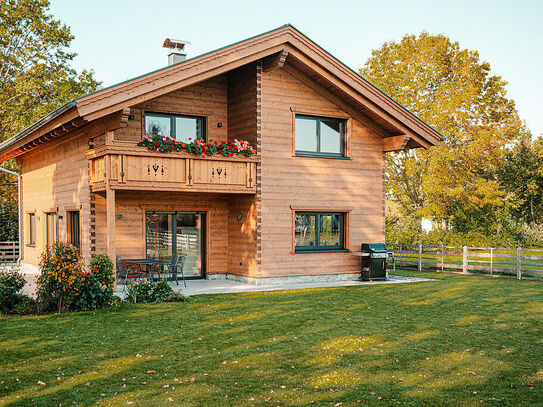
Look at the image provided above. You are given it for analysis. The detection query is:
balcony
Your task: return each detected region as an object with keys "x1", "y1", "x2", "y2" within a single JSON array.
[{"x1": 86, "y1": 142, "x2": 257, "y2": 194}]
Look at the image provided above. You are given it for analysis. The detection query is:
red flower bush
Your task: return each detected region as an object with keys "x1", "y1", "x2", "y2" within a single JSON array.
[{"x1": 138, "y1": 134, "x2": 256, "y2": 158}]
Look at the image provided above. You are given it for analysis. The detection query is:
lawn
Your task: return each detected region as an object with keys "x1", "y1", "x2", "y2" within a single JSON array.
[{"x1": 1, "y1": 270, "x2": 542, "y2": 406}]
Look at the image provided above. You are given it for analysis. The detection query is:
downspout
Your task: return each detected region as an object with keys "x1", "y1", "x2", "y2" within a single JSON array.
[{"x1": 0, "y1": 167, "x2": 21, "y2": 265}]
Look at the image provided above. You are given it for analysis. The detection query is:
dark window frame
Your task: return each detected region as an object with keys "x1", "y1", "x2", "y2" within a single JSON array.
[
  {"x1": 144, "y1": 211, "x2": 207, "y2": 279},
  {"x1": 144, "y1": 111, "x2": 207, "y2": 142},
  {"x1": 45, "y1": 212, "x2": 58, "y2": 247},
  {"x1": 295, "y1": 114, "x2": 346, "y2": 158},
  {"x1": 27, "y1": 213, "x2": 36, "y2": 246},
  {"x1": 67, "y1": 211, "x2": 81, "y2": 249},
  {"x1": 294, "y1": 211, "x2": 346, "y2": 252}
]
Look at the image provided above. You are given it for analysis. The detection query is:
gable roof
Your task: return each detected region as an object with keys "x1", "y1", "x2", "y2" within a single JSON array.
[{"x1": 0, "y1": 24, "x2": 442, "y2": 162}]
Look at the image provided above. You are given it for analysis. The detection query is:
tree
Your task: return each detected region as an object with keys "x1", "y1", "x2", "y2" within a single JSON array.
[
  {"x1": 0, "y1": 0, "x2": 100, "y2": 143},
  {"x1": 361, "y1": 33, "x2": 529, "y2": 233},
  {"x1": 498, "y1": 135, "x2": 543, "y2": 225},
  {"x1": 0, "y1": 0, "x2": 100, "y2": 239}
]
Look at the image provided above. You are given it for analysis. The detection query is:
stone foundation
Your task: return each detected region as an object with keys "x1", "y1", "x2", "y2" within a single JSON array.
[{"x1": 207, "y1": 272, "x2": 362, "y2": 285}]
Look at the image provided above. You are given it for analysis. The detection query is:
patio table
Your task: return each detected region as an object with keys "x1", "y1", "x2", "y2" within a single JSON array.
[{"x1": 124, "y1": 259, "x2": 170, "y2": 282}]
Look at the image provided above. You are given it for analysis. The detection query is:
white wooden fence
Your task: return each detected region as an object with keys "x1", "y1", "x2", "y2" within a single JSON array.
[
  {"x1": 0, "y1": 241, "x2": 19, "y2": 264},
  {"x1": 388, "y1": 244, "x2": 543, "y2": 280}
]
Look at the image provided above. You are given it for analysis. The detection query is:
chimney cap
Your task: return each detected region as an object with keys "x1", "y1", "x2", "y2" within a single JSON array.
[{"x1": 163, "y1": 38, "x2": 191, "y2": 51}]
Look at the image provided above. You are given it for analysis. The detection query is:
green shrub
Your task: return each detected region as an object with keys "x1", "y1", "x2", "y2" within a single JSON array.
[
  {"x1": 37, "y1": 242, "x2": 85, "y2": 313},
  {"x1": 8, "y1": 294, "x2": 37, "y2": 315},
  {"x1": 72, "y1": 270, "x2": 113, "y2": 311},
  {"x1": 0, "y1": 268, "x2": 26, "y2": 314},
  {"x1": 89, "y1": 254, "x2": 115, "y2": 289}
]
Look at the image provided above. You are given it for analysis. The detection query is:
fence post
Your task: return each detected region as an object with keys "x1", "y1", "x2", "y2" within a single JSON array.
[
  {"x1": 418, "y1": 244, "x2": 422, "y2": 271},
  {"x1": 399, "y1": 244, "x2": 402, "y2": 267},
  {"x1": 490, "y1": 248, "x2": 493, "y2": 276},
  {"x1": 517, "y1": 247, "x2": 522, "y2": 280},
  {"x1": 463, "y1": 246, "x2": 468, "y2": 274},
  {"x1": 441, "y1": 244, "x2": 444, "y2": 272}
]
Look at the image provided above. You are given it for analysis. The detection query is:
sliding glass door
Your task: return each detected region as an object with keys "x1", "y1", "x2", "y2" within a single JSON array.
[{"x1": 145, "y1": 212, "x2": 205, "y2": 279}]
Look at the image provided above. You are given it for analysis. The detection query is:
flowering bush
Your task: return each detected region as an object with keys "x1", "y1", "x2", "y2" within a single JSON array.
[
  {"x1": 73, "y1": 270, "x2": 113, "y2": 311},
  {"x1": 127, "y1": 278, "x2": 185, "y2": 304},
  {"x1": 37, "y1": 242, "x2": 85, "y2": 313},
  {"x1": 89, "y1": 254, "x2": 115, "y2": 289},
  {"x1": 138, "y1": 134, "x2": 256, "y2": 158},
  {"x1": 0, "y1": 268, "x2": 26, "y2": 314},
  {"x1": 127, "y1": 279, "x2": 155, "y2": 303}
]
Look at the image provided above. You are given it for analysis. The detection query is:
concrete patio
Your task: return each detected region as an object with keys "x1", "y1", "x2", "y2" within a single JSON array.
[{"x1": 114, "y1": 274, "x2": 432, "y2": 298}]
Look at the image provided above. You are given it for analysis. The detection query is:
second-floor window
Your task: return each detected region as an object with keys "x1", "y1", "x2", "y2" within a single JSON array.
[
  {"x1": 295, "y1": 115, "x2": 345, "y2": 157},
  {"x1": 145, "y1": 112, "x2": 205, "y2": 143}
]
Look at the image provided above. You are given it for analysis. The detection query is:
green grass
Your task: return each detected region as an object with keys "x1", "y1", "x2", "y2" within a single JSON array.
[{"x1": 1, "y1": 270, "x2": 543, "y2": 406}]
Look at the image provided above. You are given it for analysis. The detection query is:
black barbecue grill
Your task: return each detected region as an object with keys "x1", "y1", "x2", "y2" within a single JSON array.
[{"x1": 360, "y1": 243, "x2": 390, "y2": 281}]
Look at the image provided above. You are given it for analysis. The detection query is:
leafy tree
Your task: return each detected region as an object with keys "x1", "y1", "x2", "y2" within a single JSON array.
[
  {"x1": 361, "y1": 33, "x2": 529, "y2": 232},
  {"x1": 0, "y1": 199, "x2": 18, "y2": 240},
  {"x1": 0, "y1": 0, "x2": 100, "y2": 239},
  {"x1": 0, "y1": 0, "x2": 100, "y2": 143},
  {"x1": 498, "y1": 135, "x2": 543, "y2": 225}
]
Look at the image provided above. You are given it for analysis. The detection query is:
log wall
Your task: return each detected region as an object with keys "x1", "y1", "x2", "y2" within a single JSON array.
[
  {"x1": 19, "y1": 133, "x2": 91, "y2": 265},
  {"x1": 258, "y1": 67, "x2": 385, "y2": 277}
]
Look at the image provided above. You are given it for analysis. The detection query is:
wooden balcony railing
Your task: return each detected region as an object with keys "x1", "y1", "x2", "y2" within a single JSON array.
[{"x1": 86, "y1": 143, "x2": 257, "y2": 194}]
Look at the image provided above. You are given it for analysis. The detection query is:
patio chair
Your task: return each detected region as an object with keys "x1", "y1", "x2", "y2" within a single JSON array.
[
  {"x1": 168, "y1": 252, "x2": 187, "y2": 287},
  {"x1": 116, "y1": 256, "x2": 143, "y2": 290}
]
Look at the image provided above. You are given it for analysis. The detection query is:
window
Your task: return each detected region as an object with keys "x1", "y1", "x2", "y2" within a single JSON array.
[
  {"x1": 67, "y1": 211, "x2": 80, "y2": 249},
  {"x1": 28, "y1": 213, "x2": 36, "y2": 246},
  {"x1": 45, "y1": 213, "x2": 58, "y2": 247},
  {"x1": 295, "y1": 212, "x2": 345, "y2": 252},
  {"x1": 145, "y1": 112, "x2": 205, "y2": 143},
  {"x1": 295, "y1": 115, "x2": 345, "y2": 157}
]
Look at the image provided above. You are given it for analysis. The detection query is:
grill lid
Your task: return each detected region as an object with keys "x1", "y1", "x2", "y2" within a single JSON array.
[{"x1": 361, "y1": 243, "x2": 388, "y2": 253}]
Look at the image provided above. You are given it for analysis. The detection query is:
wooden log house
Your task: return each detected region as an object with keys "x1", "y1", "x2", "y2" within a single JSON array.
[{"x1": 0, "y1": 25, "x2": 441, "y2": 283}]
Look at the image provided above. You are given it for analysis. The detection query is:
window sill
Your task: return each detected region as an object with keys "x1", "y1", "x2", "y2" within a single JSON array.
[
  {"x1": 294, "y1": 152, "x2": 350, "y2": 160},
  {"x1": 26, "y1": 244, "x2": 35, "y2": 248},
  {"x1": 294, "y1": 248, "x2": 350, "y2": 254}
]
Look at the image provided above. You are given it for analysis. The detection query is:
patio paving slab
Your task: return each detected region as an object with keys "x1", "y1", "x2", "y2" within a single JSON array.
[{"x1": 114, "y1": 274, "x2": 433, "y2": 298}]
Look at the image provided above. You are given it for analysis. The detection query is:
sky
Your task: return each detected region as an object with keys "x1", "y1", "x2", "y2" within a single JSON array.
[{"x1": 49, "y1": 0, "x2": 543, "y2": 136}]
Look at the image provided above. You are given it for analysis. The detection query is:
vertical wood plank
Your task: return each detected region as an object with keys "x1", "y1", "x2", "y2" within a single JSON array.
[
  {"x1": 463, "y1": 246, "x2": 468, "y2": 274},
  {"x1": 517, "y1": 247, "x2": 522, "y2": 280},
  {"x1": 106, "y1": 188, "x2": 116, "y2": 270}
]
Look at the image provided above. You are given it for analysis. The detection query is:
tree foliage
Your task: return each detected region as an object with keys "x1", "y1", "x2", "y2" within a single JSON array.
[
  {"x1": 0, "y1": 0, "x2": 100, "y2": 239},
  {"x1": 498, "y1": 134, "x2": 543, "y2": 225},
  {"x1": 361, "y1": 33, "x2": 529, "y2": 232},
  {"x1": 0, "y1": 0, "x2": 100, "y2": 143}
]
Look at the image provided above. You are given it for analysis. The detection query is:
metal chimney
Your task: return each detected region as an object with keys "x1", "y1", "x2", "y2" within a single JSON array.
[{"x1": 163, "y1": 38, "x2": 190, "y2": 65}]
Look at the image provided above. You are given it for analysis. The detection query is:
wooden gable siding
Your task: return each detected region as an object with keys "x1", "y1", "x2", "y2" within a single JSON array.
[
  {"x1": 227, "y1": 63, "x2": 257, "y2": 144},
  {"x1": 113, "y1": 76, "x2": 228, "y2": 143},
  {"x1": 19, "y1": 132, "x2": 91, "y2": 265},
  {"x1": 258, "y1": 67, "x2": 385, "y2": 278}
]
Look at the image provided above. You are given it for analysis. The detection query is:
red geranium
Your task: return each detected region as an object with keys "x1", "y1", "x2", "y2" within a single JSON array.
[{"x1": 229, "y1": 152, "x2": 233, "y2": 157}]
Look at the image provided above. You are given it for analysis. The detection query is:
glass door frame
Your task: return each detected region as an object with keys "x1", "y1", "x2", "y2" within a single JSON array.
[{"x1": 145, "y1": 210, "x2": 206, "y2": 279}]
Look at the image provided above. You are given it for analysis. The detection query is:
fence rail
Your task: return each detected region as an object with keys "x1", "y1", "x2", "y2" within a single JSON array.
[
  {"x1": 0, "y1": 241, "x2": 19, "y2": 264},
  {"x1": 388, "y1": 244, "x2": 543, "y2": 280}
]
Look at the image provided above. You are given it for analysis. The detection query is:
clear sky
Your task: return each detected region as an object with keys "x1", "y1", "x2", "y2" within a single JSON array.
[{"x1": 49, "y1": 0, "x2": 542, "y2": 136}]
